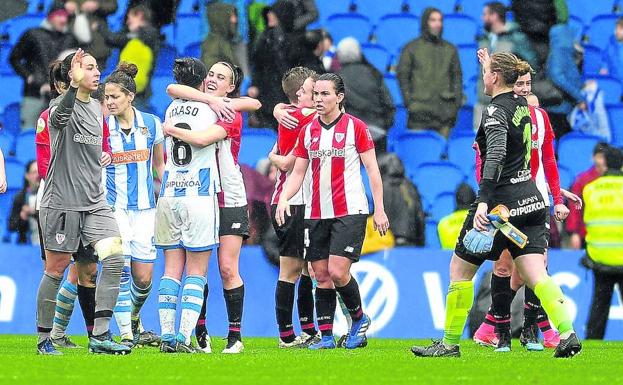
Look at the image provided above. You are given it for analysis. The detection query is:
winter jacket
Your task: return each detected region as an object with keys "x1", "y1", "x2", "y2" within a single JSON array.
[
  {"x1": 278, "y1": 0, "x2": 318, "y2": 32},
  {"x1": 201, "y1": 2, "x2": 239, "y2": 69},
  {"x1": 339, "y1": 62, "x2": 395, "y2": 129},
  {"x1": 546, "y1": 24, "x2": 584, "y2": 115},
  {"x1": 601, "y1": 35, "x2": 623, "y2": 85},
  {"x1": 477, "y1": 22, "x2": 538, "y2": 104},
  {"x1": 511, "y1": 0, "x2": 568, "y2": 41},
  {"x1": 9, "y1": 20, "x2": 77, "y2": 98},
  {"x1": 396, "y1": 8, "x2": 463, "y2": 130}
]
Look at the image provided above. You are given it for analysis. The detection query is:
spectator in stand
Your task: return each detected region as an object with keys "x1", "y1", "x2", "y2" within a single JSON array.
[
  {"x1": 101, "y1": 3, "x2": 160, "y2": 110},
  {"x1": 600, "y1": 17, "x2": 623, "y2": 85},
  {"x1": 545, "y1": 24, "x2": 585, "y2": 138},
  {"x1": 337, "y1": 37, "x2": 395, "y2": 152},
  {"x1": 397, "y1": 7, "x2": 463, "y2": 138},
  {"x1": 9, "y1": 5, "x2": 77, "y2": 130},
  {"x1": 475, "y1": 2, "x2": 537, "y2": 126},
  {"x1": 53, "y1": 0, "x2": 119, "y2": 68},
  {"x1": 291, "y1": 29, "x2": 325, "y2": 75},
  {"x1": 511, "y1": 0, "x2": 569, "y2": 68},
  {"x1": 126, "y1": 0, "x2": 179, "y2": 30},
  {"x1": 277, "y1": 0, "x2": 318, "y2": 33},
  {"x1": 321, "y1": 30, "x2": 338, "y2": 72},
  {"x1": 201, "y1": 2, "x2": 239, "y2": 70},
  {"x1": 438, "y1": 183, "x2": 476, "y2": 250},
  {"x1": 9, "y1": 160, "x2": 40, "y2": 244},
  {"x1": 566, "y1": 142, "x2": 609, "y2": 249}
]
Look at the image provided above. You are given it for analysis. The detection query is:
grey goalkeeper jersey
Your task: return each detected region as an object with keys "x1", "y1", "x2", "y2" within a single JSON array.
[{"x1": 41, "y1": 87, "x2": 107, "y2": 211}]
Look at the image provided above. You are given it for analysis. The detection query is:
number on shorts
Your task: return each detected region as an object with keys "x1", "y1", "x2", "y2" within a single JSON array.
[{"x1": 172, "y1": 123, "x2": 193, "y2": 166}]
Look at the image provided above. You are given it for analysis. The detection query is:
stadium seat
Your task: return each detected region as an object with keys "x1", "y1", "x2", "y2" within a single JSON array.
[
  {"x1": 360, "y1": 165, "x2": 374, "y2": 212},
  {"x1": 0, "y1": 42, "x2": 15, "y2": 75},
  {"x1": 406, "y1": 0, "x2": 457, "y2": 15},
  {"x1": 7, "y1": 13, "x2": 45, "y2": 45},
  {"x1": 443, "y1": 14, "x2": 478, "y2": 46},
  {"x1": 361, "y1": 43, "x2": 390, "y2": 73},
  {"x1": 317, "y1": 0, "x2": 355, "y2": 23},
  {"x1": 467, "y1": 164, "x2": 479, "y2": 193},
  {"x1": 238, "y1": 128, "x2": 278, "y2": 168},
  {"x1": 453, "y1": 105, "x2": 475, "y2": 135},
  {"x1": 174, "y1": 14, "x2": 206, "y2": 54},
  {"x1": 557, "y1": 165, "x2": 574, "y2": 190},
  {"x1": 447, "y1": 133, "x2": 476, "y2": 175},
  {"x1": 587, "y1": 75, "x2": 623, "y2": 103},
  {"x1": 557, "y1": 132, "x2": 602, "y2": 178},
  {"x1": 409, "y1": 162, "x2": 466, "y2": 208},
  {"x1": 177, "y1": 0, "x2": 203, "y2": 13},
  {"x1": 430, "y1": 192, "x2": 456, "y2": 221},
  {"x1": 393, "y1": 131, "x2": 446, "y2": 174},
  {"x1": 607, "y1": 104, "x2": 623, "y2": 147},
  {"x1": 0, "y1": 133, "x2": 14, "y2": 155},
  {"x1": 4, "y1": 157, "x2": 24, "y2": 189},
  {"x1": 458, "y1": 44, "x2": 478, "y2": 87},
  {"x1": 586, "y1": 15, "x2": 619, "y2": 50},
  {"x1": 149, "y1": 75, "x2": 174, "y2": 119},
  {"x1": 101, "y1": 48, "x2": 119, "y2": 78},
  {"x1": 161, "y1": 24, "x2": 175, "y2": 47},
  {"x1": 27, "y1": 0, "x2": 52, "y2": 14},
  {"x1": 354, "y1": 0, "x2": 408, "y2": 23},
  {"x1": 326, "y1": 13, "x2": 372, "y2": 44},
  {"x1": 582, "y1": 45, "x2": 603, "y2": 76},
  {"x1": 15, "y1": 129, "x2": 36, "y2": 163},
  {"x1": 374, "y1": 13, "x2": 420, "y2": 56},
  {"x1": 1, "y1": 102, "x2": 21, "y2": 137},
  {"x1": 425, "y1": 219, "x2": 440, "y2": 248},
  {"x1": 0, "y1": 75, "x2": 23, "y2": 110},
  {"x1": 154, "y1": 44, "x2": 178, "y2": 76},
  {"x1": 183, "y1": 41, "x2": 201, "y2": 58},
  {"x1": 568, "y1": 0, "x2": 616, "y2": 25},
  {"x1": 568, "y1": 15, "x2": 585, "y2": 43},
  {"x1": 463, "y1": 75, "x2": 478, "y2": 107},
  {"x1": 383, "y1": 73, "x2": 403, "y2": 106}
]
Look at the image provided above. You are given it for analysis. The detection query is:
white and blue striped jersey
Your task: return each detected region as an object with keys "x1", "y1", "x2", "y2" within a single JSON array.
[
  {"x1": 160, "y1": 99, "x2": 221, "y2": 198},
  {"x1": 105, "y1": 108, "x2": 164, "y2": 210}
]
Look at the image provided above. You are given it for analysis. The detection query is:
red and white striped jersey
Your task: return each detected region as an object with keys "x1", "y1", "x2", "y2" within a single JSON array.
[
  {"x1": 216, "y1": 112, "x2": 247, "y2": 208},
  {"x1": 293, "y1": 113, "x2": 374, "y2": 219},
  {"x1": 529, "y1": 106, "x2": 562, "y2": 206},
  {"x1": 271, "y1": 106, "x2": 316, "y2": 205}
]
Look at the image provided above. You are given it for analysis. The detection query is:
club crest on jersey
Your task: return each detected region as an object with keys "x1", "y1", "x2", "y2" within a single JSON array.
[
  {"x1": 487, "y1": 106, "x2": 497, "y2": 116},
  {"x1": 55, "y1": 233, "x2": 66, "y2": 244},
  {"x1": 335, "y1": 133, "x2": 345, "y2": 143},
  {"x1": 139, "y1": 126, "x2": 151, "y2": 138}
]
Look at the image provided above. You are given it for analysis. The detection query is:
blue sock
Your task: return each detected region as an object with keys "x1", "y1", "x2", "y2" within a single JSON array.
[
  {"x1": 113, "y1": 256, "x2": 132, "y2": 338},
  {"x1": 50, "y1": 280, "x2": 77, "y2": 339},
  {"x1": 131, "y1": 281, "x2": 152, "y2": 320},
  {"x1": 177, "y1": 275, "x2": 207, "y2": 344},
  {"x1": 158, "y1": 276, "x2": 181, "y2": 342}
]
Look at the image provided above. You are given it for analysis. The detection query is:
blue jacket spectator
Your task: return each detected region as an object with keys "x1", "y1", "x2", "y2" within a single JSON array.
[{"x1": 600, "y1": 17, "x2": 623, "y2": 85}]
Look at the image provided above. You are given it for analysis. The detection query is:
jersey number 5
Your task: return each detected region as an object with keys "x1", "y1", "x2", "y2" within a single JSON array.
[{"x1": 172, "y1": 123, "x2": 193, "y2": 166}]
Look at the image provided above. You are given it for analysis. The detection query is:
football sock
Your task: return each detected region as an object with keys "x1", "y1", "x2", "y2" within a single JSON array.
[
  {"x1": 523, "y1": 286, "x2": 541, "y2": 327},
  {"x1": 537, "y1": 306, "x2": 554, "y2": 335},
  {"x1": 224, "y1": 285, "x2": 244, "y2": 341},
  {"x1": 297, "y1": 274, "x2": 317, "y2": 336},
  {"x1": 36, "y1": 272, "x2": 62, "y2": 343},
  {"x1": 534, "y1": 277, "x2": 574, "y2": 336},
  {"x1": 442, "y1": 280, "x2": 474, "y2": 347},
  {"x1": 275, "y1": 280, "x2": 296, "y2": 343},
  {"x1": 177, "y1": 275, "x2": 206, "y2": 345},
  {"x1": 195, "y1": 283, "x2": 209, "y2": 337},
  {"x1": 131, "y1": 281, "x2": 152, "y2": 320},
  {"x1": 50, "y1": 280, "x2": 77, "y2": 339},
  {"x1": 158, "y1": 276, "x2": 181, "y2": 342},
  {"x1": 315, "y1": 288, "x2": 337, "y2": 337},
  {"x1": 77, "y1": 285, "x2": 96, "y2": 336},
  {"x1": 113, "y1": 256, "x2": 132, "y2": 338},
  {"x1": 93, "y1": 253, "x2": 124, "y2": 337},
  {"x1": 491, "y1": 274, "x2": 512, "y2": 334},
  {"x1": 338, "y1": 293, "x2": 353, "y2": 331},
  {"x1": 335, "y1": 276, "x2": 363, "y2": 323}
]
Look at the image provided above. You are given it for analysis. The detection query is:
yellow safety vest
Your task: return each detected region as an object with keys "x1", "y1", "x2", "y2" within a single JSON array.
[
  {"x1": 583, "y1": 175, "x2": 623, "y2": 266},
  {"x1": 438, "y1": 209, "x2": 469, "y2": 250}
]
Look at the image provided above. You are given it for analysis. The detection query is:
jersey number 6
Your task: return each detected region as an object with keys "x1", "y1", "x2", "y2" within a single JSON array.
[{"x1": 172, "y1": 122, "x2": 193, "y2": 166}]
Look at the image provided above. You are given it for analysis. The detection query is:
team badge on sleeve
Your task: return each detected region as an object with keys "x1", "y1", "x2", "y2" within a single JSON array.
[{"x1": 36, "y1": 117, "x2": 46, "y2": 133}]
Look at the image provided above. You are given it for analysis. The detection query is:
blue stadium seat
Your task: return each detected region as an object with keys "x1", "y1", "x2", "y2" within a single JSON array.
[
  {"x1": 407, "y1": 0, "x2": 457, "y2": 15},
  {"x1": 0, "y1": 133, "x2": 14, "y2": 155},
  {"x1": 587, "y1": 75, "x2": 623, "y2": 103},
  {"x1": 409, "y1": 161, "x2": 466, "y2": 208},
  {"x1": 425, "y1": 219, "x2": 440, "y2": 248},
  {"x1": 0, "y1": 42, "x2": 15, "y2": 75},
  {"x1": 557, "y1": 165, "x2": 574, "y2": 190},
  {"x1": 586, "y1": 15, "x2": 619, "y2": 50},
  {"x1": 375, "y1": 13, "x2": 420, "y2": 56},
  {"x1": 317, "y1": 0, "x2": 355, "y2": 23},
  {"x1": 154, "y1": 44, "x2": 178, "y2": 76},
  {"x1": 177, "y1": 0, "x2": 203, "y2": 13},
  {"x1": 458, "y1": 43, "x2": 478, "y2": 87},
  {"x1": 238, "y1": 129, "x2": 278, "y2": 168},
  {"x1": 174, "y1": 14, "x2": 206, "y2": 54},
  {"x1": 15, "y1": 129, "x2": 36, "y2": 163},
  {"x1": 447, "y1": 133, "x2": 476, "y2": 175},
  {"x1": 7, "y1": 13, "x2": 45, "y2": 45},
  {"x1": 361, "y1": 43, "x2": 390, "y2": 73},
  {"x1": 568, "y1": 15, "x2": 585, "y2": 43},
  {"x1": 607, "y1": 104, "x2": 623, "y2": 147},
  {"x1": 360, "y1": 165, "x2": 374, "y2": 212},
  {"x1": 101, "y1": 48, "x2": 119, "y2": 78},
  {"x1": 453, "y1": 105, "x2": 475, "y2": 135},
  {"x1": 161, "y1": 24, "x2": 175, "y2": 47},
  {"x1": 354, "y1": 0, "x2": 408, "y2": 23},
  {"x1": 27, "y1": 0, "x2": 52, "y2": 14},
  {"x1": 183, "y1": 41, "x2": 201, "y2": 58},
  {"x1": 383, "y1": 73, "x2": 403, "y2": 106},
  {"x1": 0, "y1": 75, "x2": 23, "y2": 110},
  {"x1": 582, "y1": 45, "x2": 603, "y2": 76},
  {"x1": 0, "y1": 187, "x2": 18, "y2": 241},
  {"x1": 393, "y1": 131, "x2": 446, "y2": 174},
  {"x1": 4, "y1": 157, "x2": 24, "y2": 189},
  {"x1": 326, "y1": 13, "x2": 372, "y2": 44},
  {"x1": 464, "y1": 75, "x2": 478, "y2": 107},
  {"x1": 557, "y1": 132, "x2": 602, "y2": 178},
  {"x1": 1, "y1": 102, "x2": 21, "y2": 137},
  {"x1": 467, "y1": 164, "x2": 478, "y2": 193},
  {"x1": 386, "y1": 105, "x2": 408, "y2": 150},
  {"x1": 430, "y1": 192, "x2": 456, "y2": 221},
  {"x1": 443, "y1": 14, "x2": 478, "y2": 45},
  {"x1": 567, "y1": 0, "x2": 616, "y2": 25},
  {"x1": 149, "y1": 75, "x2": 174, "y2": 119}
]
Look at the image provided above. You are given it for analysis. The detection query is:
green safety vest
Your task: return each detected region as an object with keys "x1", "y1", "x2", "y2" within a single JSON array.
[
  {"x1": 438, "y1": 209, "x2": 469, "y2": 250},
  {"x1": 583, "y1": 175, "x2": 623, "y2": 266}
]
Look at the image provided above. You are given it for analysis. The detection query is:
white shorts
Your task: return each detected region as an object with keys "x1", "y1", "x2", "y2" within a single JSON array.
[
  {"x1": 114, "y1": 208, "x2": 157, "y2": 263},
  {"x1": 155, "y1": 195, "x2": 220, "y2": 252}
]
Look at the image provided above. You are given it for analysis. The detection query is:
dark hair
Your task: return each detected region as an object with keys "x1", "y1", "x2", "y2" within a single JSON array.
[
  {"x1": 455, "y1": 183, "x2": 476, "y2": 210},
  {"x1": 23, "y1": 160, "x2": 37, "y2": 189},
  {"x1": 490, "y1": 52, "x2": 533, "y2": 86},
  {"x1": 282, "y1": 66, "x2": 316, "y2": 103},
  {"x1": 174, "y1": 57, "x2": 207, "y2": 88},
  {"x1": 594, "y1": 142, "x2": 609, "y2": 156},
  {"x1": 303, "y1": 29, "x2": 323, "y2": 50},
  {"x1": 485, "y1": 2, "x2": 507, "y2": 23},
  {"x1": 60, "y1": 51, "x2": 94, "y2": 84},
  {"x1": 214, "y1": 61, "x2": 244, "y2": 98},
  {"x1": 128, "y1": 4, "x2": 152, "y2": 23},
  {"x1": 91, "y1": 83, "x2": 105, "y2": 103},
  {"x1": 605, "y1": 146, "x2": 623, "y2": 170},
  {"x1": 48, "y1": 60, "x2": 66, "y2": 99},
  {"x1": 321, "y1": 29, "x2": 332, "y2": 43},
  {"x1": 617, "y1": 16, "x2": 623, "y2": 27},
  {"x1": 106, "y1": 62, "x2": 138, "y2": 95},
  {"x1": 316, "y1": 72, "x2": 346, "y2": 108}
]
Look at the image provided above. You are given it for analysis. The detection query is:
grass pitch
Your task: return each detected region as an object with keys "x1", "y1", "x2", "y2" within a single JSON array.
[{"x1": 0, "y1": 336, "x2": 621, "y2": 385}]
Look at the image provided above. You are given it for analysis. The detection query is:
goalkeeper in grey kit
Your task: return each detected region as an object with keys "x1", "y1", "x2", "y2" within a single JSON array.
[
  {"x1": 411, "y1": 51, "x2": 581, "y2": 358},
  {"x1": 36, "y1": 49, "x2": 129, "y2": 355}
]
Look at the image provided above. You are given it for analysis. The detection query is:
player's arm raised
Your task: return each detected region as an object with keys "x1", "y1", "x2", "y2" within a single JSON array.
[
  {"x1": 163, "y1": 120, "x2": 227, "y2": 148},
  {"x1": 50, "y1": 49, "x2": 85, "y2": 130}
]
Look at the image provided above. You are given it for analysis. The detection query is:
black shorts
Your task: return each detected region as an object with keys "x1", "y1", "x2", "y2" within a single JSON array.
[
  {"x1": 271, "y1": 204, "x2": 305, "y2": 259},
  {"x1": 304, "y1": 214, "x2": 367, "y2": 262},
  {"x1": 219, "y1": 205, "x2": 250, "y2": 239},
  {"x1": 454, "y1": 182, "x2": 548, "y2": 266}
]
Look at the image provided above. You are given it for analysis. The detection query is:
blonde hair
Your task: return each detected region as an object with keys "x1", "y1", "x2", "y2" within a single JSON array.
[{"x1": 490, "y1": 52, "x2": 533, "y2": 86}]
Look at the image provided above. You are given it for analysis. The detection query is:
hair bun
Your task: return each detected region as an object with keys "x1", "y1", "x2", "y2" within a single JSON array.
[{"x1": 115, "y1": 62, "x2": 139, "y2": 78}]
